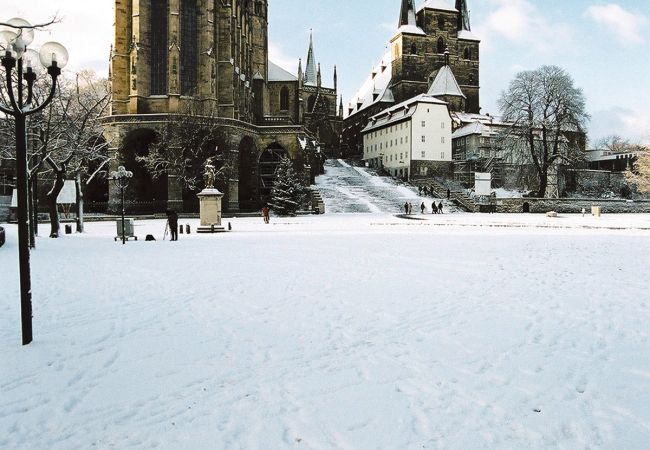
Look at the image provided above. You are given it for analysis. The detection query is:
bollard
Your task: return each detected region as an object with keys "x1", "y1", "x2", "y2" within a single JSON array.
[
  {"x1": 186, "y1": 224, "x2": 190, "y2": 234},
  {"x1": 228, "y1": 222, "x2": 232, "y2": 231},
  {"x1": 211, "y1": 224, "x2": 215, "y2": 233}
]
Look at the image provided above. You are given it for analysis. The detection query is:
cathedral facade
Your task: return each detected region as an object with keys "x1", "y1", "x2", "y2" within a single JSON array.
[
  {"x1": 103, "y1": 0, "x2": 341, "y2": 212},
  {"x1": 342, "y1": 0, "x2": 480, "y2": 158}
]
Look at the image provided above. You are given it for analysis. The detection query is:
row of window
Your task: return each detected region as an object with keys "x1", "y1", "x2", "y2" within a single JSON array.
[
  {"x1": 366, "y1": 135, "x2": 410, "y2": 154},
  {"x1": 421, "y1": 121, "x2": 446, "y2": 129},
  {"x1": 421, "y1": 136, "x2": 446, "y2": 144}
]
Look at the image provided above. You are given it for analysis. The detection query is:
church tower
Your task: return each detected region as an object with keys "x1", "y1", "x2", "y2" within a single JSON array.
[{"x1": 110, "y1": 0, "x2": 265, "y2": 121}]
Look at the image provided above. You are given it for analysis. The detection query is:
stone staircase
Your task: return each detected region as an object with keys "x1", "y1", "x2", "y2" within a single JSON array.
[{"x1": 410, "y1": 178, "x2": 477, "y2": 212}]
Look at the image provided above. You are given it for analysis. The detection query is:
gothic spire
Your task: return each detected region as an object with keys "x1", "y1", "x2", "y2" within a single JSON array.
[
  {"x1": 455, "y1": 0, "x2": 471, "y2": 31},
  {"x1": 305, "y1": 30, "x2": 318, "y2": 86},
  {"x1": 333, "y1": 65, "x2": 337, "y2": 90},
  {"x1": 399, "y1": 0, "x2": 417, "y2": 27}
]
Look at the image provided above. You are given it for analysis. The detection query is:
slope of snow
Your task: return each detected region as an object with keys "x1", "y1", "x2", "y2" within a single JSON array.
[
  {"x1": 316, "y1": 159, "x2": 459, "y2": 214},
  {"x1": 1, "y1": 215, "x2": 649, "y2": 449}
]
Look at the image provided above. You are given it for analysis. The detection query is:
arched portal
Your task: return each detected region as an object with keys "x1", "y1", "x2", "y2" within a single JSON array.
[
  {"x1": 258, "y1": 143, "x2": 287, "y2": 202},
  {"x1": 120, "y1": 128, "x2": 167, "y2": 213},
  {"x1": 238, "y1": 136, "x2": 258, "y2": 210}
]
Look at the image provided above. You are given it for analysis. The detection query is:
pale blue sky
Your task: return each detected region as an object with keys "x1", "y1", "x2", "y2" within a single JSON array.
[{"x1": 4, "y1": 0, "x2": 650, "y2": 145}]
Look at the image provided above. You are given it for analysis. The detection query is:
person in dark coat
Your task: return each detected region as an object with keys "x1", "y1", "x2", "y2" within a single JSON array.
[
  {"x1": 404, "y1": 202, "x2": 409, "y2": 214},
  {"x1": 447, "y1": 188, "x2": 451, "y2": 199},
  {"x1": 261, "y1": 205, "x2": 270, "y2": 224},
  {"x1": 166, "y1": 209, "x2": 179, "y2": 241},
  {"x1": 432, "y1": 202, "x2": 438, "y2": 214},
  {"x1": 438, "y1": 201, "x2": 444, "y2": 214},
  {"x1": 420, "y1": 202, "x2": 426, "y2": 214}
]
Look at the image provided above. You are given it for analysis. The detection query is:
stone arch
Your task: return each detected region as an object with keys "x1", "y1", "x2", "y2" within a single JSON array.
[
  {"x1": 258, "y1": 142, "x2": 287, "y2": 202},
  {"x1": 238, "y1": 136, "x2": 258, "y2": 210},
  {"x1": 120, "y1": 128, "x2": 167, "y2": 212}
]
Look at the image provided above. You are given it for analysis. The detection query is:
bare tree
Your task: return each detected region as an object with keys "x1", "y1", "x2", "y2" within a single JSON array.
[
  {"x1": 499, "y1": 65, "x2": 589, "y2": 197},
  {"x1": 137, "y1": 102, "x2": 230, "y2": 193}
]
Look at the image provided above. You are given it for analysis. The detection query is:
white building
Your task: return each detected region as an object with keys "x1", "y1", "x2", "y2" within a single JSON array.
[{"x1": 362, "y1": 94, "x2": 452, "y2": 180}]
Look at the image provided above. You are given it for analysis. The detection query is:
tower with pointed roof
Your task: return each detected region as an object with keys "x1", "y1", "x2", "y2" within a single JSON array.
[{"x1": 342, "y1": 0, "x2": 480, "y2": 158}]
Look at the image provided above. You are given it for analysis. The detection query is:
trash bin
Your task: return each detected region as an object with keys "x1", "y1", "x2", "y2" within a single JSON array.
[
  {"x1": 591, "y1": 205, "x2": 601, "y2": 217},
  {"x1": 65, "y1": 224, "x2": 72, "y2": 234},
  {"x1": 116, "y1": 218, "x2": 135, "y2": 237}
]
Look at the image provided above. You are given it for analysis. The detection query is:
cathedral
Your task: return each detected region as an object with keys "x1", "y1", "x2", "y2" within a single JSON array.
[
  {"x1": 103, "y1": 0, "x2": 341, "y2": 212},
  {"x1": 342, "y1": 0, "x2": 480, "y2": 158}
]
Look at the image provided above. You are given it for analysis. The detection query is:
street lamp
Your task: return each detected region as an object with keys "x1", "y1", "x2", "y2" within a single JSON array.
[
  {"x1": 110, "y1": 166, "x2": 133, "y2": 245},
  {"x1": 0, "y1": 18, "x2": 68, "y2": 345}
]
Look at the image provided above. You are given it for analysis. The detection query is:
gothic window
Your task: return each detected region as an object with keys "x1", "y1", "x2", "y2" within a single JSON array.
[
  {"x1": 280, "y1": 86, "x2": 290, "y2": 111},
  {"x1": 464, "y1": 47, "x2": 471, "y2": 60},
  {"x1": 438, "y1": 17, "x2": 445, "y2": 30},
  {"x1": 410, "y1": 43, "x2": 417, "y2": 55},
  {"x1": 437, "y1": 38, "x2": 445, "y2": 54},
  {"x1": 150, "y1": 0, "x2": 169, "y2": 95},
  {"x1": 307, "y1": 95, "x2": 316, "y2": 112},
  {"x1": 181, "y1": 0, "x2": 199, "y2": 96}
]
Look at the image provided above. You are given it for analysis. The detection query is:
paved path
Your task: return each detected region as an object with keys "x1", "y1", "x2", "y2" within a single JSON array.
[{"x1": 315, "y1": 159, "x2": 457, "y2": 214}]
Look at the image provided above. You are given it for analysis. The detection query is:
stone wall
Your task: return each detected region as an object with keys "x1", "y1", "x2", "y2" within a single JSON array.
[
  {"x1": 411, "y1": 161, "x2": 454, "y2": 178},
  {"x1": 495, "y1": 197, "x2": 650, "y2": 214},
  {"x1": 0, "y1": 195, "x2": 10, "y2": 222}
]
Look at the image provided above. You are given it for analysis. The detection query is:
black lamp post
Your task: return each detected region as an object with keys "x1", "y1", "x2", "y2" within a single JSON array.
[
  {"x1": 0, "y1": 18, "x2": 68, "y2": 345},
  {"x1": 111, "y1": 166, "x2": 133, "y2": 245}
]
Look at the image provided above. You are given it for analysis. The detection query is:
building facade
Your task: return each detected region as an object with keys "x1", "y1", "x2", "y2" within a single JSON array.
[
  {"x1": 362, "y1": 95, "x2": 452, "y2": 179},
  {"x1": 104, "y1": 0, "x2": 341, "y2": 212},
  {"x1": 342, "y1": 0, "x2": 479, "y2": 158}
]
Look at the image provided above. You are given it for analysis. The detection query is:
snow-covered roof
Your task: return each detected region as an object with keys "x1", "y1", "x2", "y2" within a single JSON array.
[
  {"x1": 345, "y1": 51, "x2": 394, "y2": 119},
  {"x1": 452, "y1": 120, "x2": 500, "y2": 139},
  {"x1": 418, "y1": 0, "x2": 458, "y2": 12},
  {"x1": 428, "y1": 65, "x2": 466, "y2": 99},
  {"x1": 394, "y1": 24, "x2": 426, "y2": 36},
  {"x1": 268, "y1": 61, "x2": 297, "y2": 82},
  {"x1": 361, "y1": 94, "x2": 448, "y2": 133},
  {"x1": 452, "y1": 112, "x2": 508, "y2": 127},
  {"x1": 458, "y1": 30, "x2": 481, "y2": 42}
]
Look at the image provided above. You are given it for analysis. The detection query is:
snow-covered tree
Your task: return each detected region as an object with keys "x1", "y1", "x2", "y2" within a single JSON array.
[
  {"x1": 269, "y1": 158, "x2": 307, "y2": 216},
  {"x1": 627, "y1": 144, "x2": 650, "y2": 193}
]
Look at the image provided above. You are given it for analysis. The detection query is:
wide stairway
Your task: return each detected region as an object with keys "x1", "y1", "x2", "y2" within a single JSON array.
[{"x1": 315, "y1": 160, "x2": 459, "y2": 214}]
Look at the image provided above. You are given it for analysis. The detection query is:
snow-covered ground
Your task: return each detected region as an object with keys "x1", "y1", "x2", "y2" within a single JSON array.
[{"x1": 1, "y1": 214, "x2": 649, "y2": 449}]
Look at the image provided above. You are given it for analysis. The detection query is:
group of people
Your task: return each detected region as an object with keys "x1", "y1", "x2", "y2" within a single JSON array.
[{"x1": 403, "y1": 201, "x2": 444, "y2": 215}]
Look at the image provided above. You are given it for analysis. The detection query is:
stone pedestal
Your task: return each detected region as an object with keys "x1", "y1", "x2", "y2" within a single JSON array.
[{"x1": 197, "y1": 188, "x2": 227, "y2": 233}]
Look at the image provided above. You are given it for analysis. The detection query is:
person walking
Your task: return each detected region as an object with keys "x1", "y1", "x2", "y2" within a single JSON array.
[
  {"x1": 408, "y1": 202, "x2": 413, "y2": 215},
  {"x1": 404, "y1": 202, "x2": 409, "y2": 215},
  {"x1": 166, "y1": 209, "x2": 179, "y2": 241},
  {"x1": 447, "y1": 188, "x2": 451, "y2": 199},
  {"x1": 432, "y1": 202, "x2": 438, "y2": 214},
  {"x1": 262, "y1": 205, "x2": 270, "y2": 224},
  {"x1": 420, "y1": 202, "x2": 426, "y2": 214},
  {"x1": 438, "y1": 201, "x2": 444, "y2": 214}
]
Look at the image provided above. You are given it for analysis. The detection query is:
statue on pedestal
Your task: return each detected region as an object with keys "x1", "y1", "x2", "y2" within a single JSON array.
[{"x1": 204, "y1": 157, "x2": 216, "y2": 189}]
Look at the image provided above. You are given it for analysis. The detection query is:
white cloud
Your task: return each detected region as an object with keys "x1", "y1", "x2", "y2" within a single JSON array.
[
  {"x1": 268, "y1": 42, "x2": 299, "y2": 74},
  {"x1": 585, "y1": 4, "x2": 648, "y2": 45},
  {"x1": 474, "y1": 0, "x2": 574, "y2": 54},
  {"x1": 590, "y1": 107, "x2": 650, "y2": 146}
]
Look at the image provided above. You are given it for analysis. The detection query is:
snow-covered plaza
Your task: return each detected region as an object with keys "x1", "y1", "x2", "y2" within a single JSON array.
[{"x1": 1, "y1": 212, "x2": 649, "y2": 449}]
